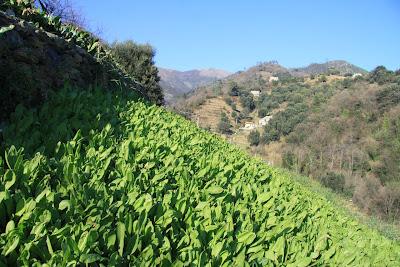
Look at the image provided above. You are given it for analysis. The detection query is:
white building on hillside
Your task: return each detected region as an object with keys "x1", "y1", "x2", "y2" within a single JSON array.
[
  {"x1": 259, "y1": 115, "x2": 272, "y2": 126},
  {"x1": 250, "y1": 90, "x2": 261, "y2": 97},
  {"x1": 269, "y1": 76, "x2": 279, "y2": 82},
  {"x1": 352, "y1": 73, "x2": 362, "y2": 78},
  {"x1": 240, "y1": 122, "x2": 257, "y2": 131}
]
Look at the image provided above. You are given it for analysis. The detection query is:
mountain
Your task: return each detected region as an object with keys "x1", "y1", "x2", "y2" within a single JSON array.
[
  {"x1": 161, "y1": 60, "x2": 367, "y2": 104},
  {"x1": 2, "y1": 2, "x2": 400, "y2": 264},
  {"x1": 175, "y1": 60, "x2": 400, "y2": 225},
  {"x1": 290, "y1": 60, "x2": 368, "y2": 76},
  {"x1": 158, "y1": 67, "x2": 231, "y2": 102}
]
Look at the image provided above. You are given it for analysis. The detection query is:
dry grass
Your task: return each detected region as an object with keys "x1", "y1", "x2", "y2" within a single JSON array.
[{"x1": 192, "y1": 97, "x2": 234, "y2": 131}]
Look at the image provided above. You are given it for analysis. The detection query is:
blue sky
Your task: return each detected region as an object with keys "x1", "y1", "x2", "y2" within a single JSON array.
[{"x1": 79, "y1": 1, "x2": 400, "y2": 72}]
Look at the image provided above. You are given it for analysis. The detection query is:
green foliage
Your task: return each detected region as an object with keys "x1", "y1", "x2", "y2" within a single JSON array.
[
  {"x1": 374, "y1": 110, "x2": 400, "y2": 184},
  {"x1": 238, "y1": 108, "x2": 250, "y2": 122},
  {"x1": 217, "y1": 112, "x2": 232, "y2": 134},
  {"x1": 247, "y1": 130, "x2": 260, "y2": 146},
  {"x1": 276, "y1": 72, "x2": 296, "y2": 84},
  {"x1": 369, "y1": 66, "x2": 395, "y2": 85},
  {"x1": 224, "y1": 96, "x2": 233, "y2": 106},
  {"x1": 342, "y1": 78, "x2": 352, "y2": 89},
  {"x1": 0, "y1": 0, "x2": 154, "y2": 113},
  {"x1": 228, "y1": 82, "x2": 240, "y2": 96},
  {"x1": 283, "y1": 80, "x2": 400, "y2": 219},
  {"x1": 262, "y1": 103, "x2": 308, "y2": 144},
  {"x1": 239, "y1": 92, "x2": 255, "y2": 111},
  {"x1": 320, "y1": 172, "x2": 345, "y2": 193},
  {"x1": 0, "y1": 87, "x2": 399, "y2": 265},
  {"x1": 282, "y1": 151, "x2": 296, "y2": 169},
  {"x1": 319, "y1": 75, "x2": 327, "y2": 83},
  {"x1": 258, "y1": 108, "x2": 269, "y2": 118},
  {"x1": 111, "y1": 41, "x2": 163, "y2": 104},
  {"x1": 376, "y1": 84, "x2": 400, "y2": 111},
  {"x1": 327, "y1": 68, "x2": 340, "y2": 75}
]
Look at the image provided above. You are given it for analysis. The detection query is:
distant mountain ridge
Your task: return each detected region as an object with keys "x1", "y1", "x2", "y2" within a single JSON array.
[
  {"x1": 160, "y1": 60, "x2": 367, "y2": 103},
  {"x1": 159, "y1": 67, "x2": 232, "y2": 102},
  {"x1": 290, "y1": 60, "x2": 368, "y2": 76}
]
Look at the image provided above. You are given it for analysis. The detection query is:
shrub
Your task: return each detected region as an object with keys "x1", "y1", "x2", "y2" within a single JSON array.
[
  {"x1": 320, "y1": 172, "x2": 345, "y2": 193},
  {"x1": 239, "y1": 94, "x2": 255, "y2": 111},
  {"x1": 248, "y1": 130, "x2": 260, "y2": 146},
  {"x1": 342, "y1": 78, "x2": 352, "y2": 89},
  {"x1": 217, "y1": 112, "x2": 232, "y2": 134},
  {"x1": 111, "y1": 40, "x2": 164, "y2": 104},
  {"x1": 319, "y1": 75, "x2": 327, "y2": 83},
  {"x1": 282, "y1": 151, "x2": 296, "y2": 169},
  {"x1": 228, "y1": 82, "x2": 240, "y2": 96},
  {"x1": 224, "y1": 96, "x2": 233, "y2": 106},
  {"x1": 258, "y1": 108, "x2": 269, "y2": 118},
  {"x1": 369, "y1": 65, "x2": 394, "y2": 85},
  {"x1": 261, "y1": 125, "x2": 279, "y2": 144}
]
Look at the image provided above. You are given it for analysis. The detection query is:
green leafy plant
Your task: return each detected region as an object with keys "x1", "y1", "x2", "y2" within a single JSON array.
[{"x1": 0, "y1": 87, "x2": 399, "y2": 265}]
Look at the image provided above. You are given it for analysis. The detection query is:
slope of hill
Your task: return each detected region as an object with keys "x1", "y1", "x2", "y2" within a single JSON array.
[
  {"x1": 290, "y1": 60, "x2": 368, "y2": 76},
  {"x1": 176, "y1": 61, "x2": 400, "y2": 225},
  {"x1": 2, "y1": 2, "x2": 400, "y2": 265},
  {"x1": 1, "y1": 87, "x2": 400, "y2": 265},
  {"x1": 159, "y1": 67, "x2": 231, "y2": 103}
]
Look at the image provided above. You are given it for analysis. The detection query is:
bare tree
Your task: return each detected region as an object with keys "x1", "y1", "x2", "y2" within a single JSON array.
[{"x1": 36, "y1": 0, "x2": 86, "y2": 27}]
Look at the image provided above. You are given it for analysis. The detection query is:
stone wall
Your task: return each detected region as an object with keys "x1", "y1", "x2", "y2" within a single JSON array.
[{"x1": 0, "y1": 11, "x2": 116, "y2": 121}]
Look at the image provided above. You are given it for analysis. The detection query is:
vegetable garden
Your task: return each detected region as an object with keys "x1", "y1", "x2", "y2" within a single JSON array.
[{"x1": 1, "y1": 88, "x2": 399, "y2": 266}]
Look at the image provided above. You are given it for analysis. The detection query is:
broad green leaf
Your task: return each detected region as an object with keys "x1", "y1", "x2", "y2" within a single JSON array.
[
  {"x1": 207, "y1": 186, "x2": 224, "y2": 195},
  {"x1": 212, "y1": 240, "x2": 225, "y2": 258},
  {"x1": 3, "y1": 233, "x2": 20, "y2": 256},
  {"x1": 117, "y1": 222, "x2": 125, "y2": 256},
  {"x1": 107, "y1": 233, "x2": 116, "y2": 250},
  {"x1": 59, "y1": 200, "x2": 71, "y2": 211},
  {"x1": 4, "y1": 170, "x2": 16, "y2": 190},
  {"x1": 288, "y1": 257, "x2": 312, "y2": 267},
  {"x1": 5, "y1": 220, "x2": 15, "y2": 234},
  {"x1": 257, "y1": 192, "x2": 272, "y2": 203},
  {"x1": 46, "y1": 236, "x2": 54, "y2": 255},
  {"x1": 274, "y1": 236, "x2": 286, "y2": 261},
  {"x1": 80, "y1": 253, "x2": 103, "y2": 264},
  {"x1": 78, "y1": 231, "x2": 89, "y2": 252},
  {"x1": 237, "y1": 231, "x2": 256, "y2": 246}
]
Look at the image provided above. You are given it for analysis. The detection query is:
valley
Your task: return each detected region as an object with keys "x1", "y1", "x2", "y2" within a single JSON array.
[
  {"x1": 0, "y1": 1, "x2": 399, "y2": 265},
  {"x1": 172, "y1": 61, "x2": 400, "y2": 227}
]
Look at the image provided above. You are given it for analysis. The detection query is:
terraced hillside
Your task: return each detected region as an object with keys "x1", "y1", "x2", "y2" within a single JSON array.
[
  {"x1": 0, "y1": 87, "x2": 399, "y2": 266},
  {"x1": 192, "y1": 97, "x2": 235, "y2": 131}
]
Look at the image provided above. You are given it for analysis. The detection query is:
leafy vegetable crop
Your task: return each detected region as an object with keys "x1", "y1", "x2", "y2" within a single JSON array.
[{"x1": 1, "y1": 87, "x2": 399, "y2": 266}]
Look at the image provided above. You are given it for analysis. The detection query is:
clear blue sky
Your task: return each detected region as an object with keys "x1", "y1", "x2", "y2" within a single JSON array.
[{"x1": 79, "y1": 0, "x2": 399, "y2": 72}]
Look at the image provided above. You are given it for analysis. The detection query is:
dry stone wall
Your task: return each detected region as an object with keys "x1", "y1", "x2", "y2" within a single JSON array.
[{"x1": 0, "y1": 11, "x2": 116, "y2": 121}]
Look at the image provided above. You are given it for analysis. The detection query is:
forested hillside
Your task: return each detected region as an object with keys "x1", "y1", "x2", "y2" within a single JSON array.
[{"x1": 176, "y1": 62, "x2": 400, "y2": 222}]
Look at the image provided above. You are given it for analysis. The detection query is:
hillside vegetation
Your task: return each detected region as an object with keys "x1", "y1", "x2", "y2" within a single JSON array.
[
  {"x1": 1, "y1": 1, "x2": 400, "y2": 266},
  {"x1": 159, "y1": 68, "x2": 231, "y2": 103},
  {"x1": 176, "y1": 62, "x2": 400, "y2": 223},
  {"x1": 1, "y1": 88, "x2": 400, "y2": 265}
]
